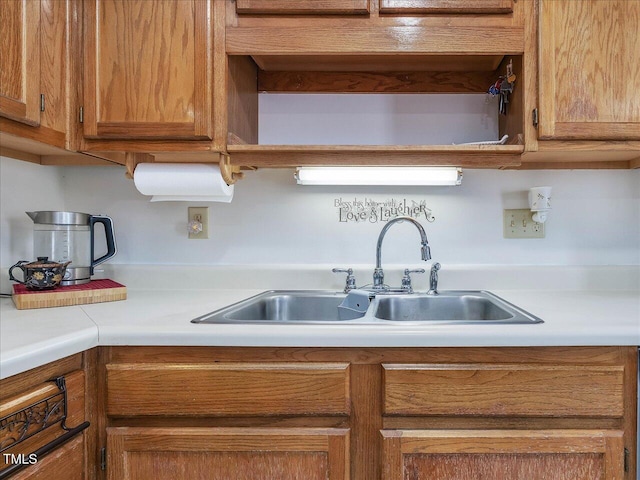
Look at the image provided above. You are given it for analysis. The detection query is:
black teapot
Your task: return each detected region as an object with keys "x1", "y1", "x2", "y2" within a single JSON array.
[{"x1": 9, "y1": 257, "x2": 71, "y2": 290}]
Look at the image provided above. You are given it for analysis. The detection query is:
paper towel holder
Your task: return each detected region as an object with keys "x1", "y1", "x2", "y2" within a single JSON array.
[
  {"x1": 219, "y1": 155, "x2": 244, "y2": 185},
  {"x1": 124, "y1": 153, "x2": 246, "y2": 185}
]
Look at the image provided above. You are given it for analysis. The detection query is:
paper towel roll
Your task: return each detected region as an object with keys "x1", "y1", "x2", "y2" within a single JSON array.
[{"x1": 133, "y1": 163, "x2": 234, "y2": 203}]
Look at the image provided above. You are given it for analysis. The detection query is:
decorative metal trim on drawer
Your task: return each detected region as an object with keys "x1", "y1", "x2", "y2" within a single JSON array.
[{"x1": 0, "y1": 377, "x2": 69, "y2": 453}]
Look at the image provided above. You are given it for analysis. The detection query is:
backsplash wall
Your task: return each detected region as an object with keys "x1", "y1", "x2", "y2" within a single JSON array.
[{"x1": 1, "y1": 155, "x2": 638, "y2": 267}]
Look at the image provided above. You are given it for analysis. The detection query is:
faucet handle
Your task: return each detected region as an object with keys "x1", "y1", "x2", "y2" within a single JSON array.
[
  {"x1": 332, "y1": 268, "x2": 356, "y2": 293},
  {"x1": 401, "y1": 268, "x2": 426, "y2": 293}
]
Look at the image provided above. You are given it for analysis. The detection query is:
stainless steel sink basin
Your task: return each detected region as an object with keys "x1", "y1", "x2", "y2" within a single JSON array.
[
  {"x1": 373, "y1": 291, "x2": 543, "y2": 324},
  {"x1": 192, "y1": 290, "x2": 543, "y2": 325},
  {"x1": 192, "y1": 291, "x2": 348, "y2": 324}
]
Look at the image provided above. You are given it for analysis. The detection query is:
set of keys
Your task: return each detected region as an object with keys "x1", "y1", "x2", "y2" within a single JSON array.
[{"x1": 487, "y1": 59, "x2": 516, "y2": 115}]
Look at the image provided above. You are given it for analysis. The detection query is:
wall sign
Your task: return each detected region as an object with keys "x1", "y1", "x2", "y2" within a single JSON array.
[{"x1": 335, "y1": 198, "x2": 435, "y2": 223}]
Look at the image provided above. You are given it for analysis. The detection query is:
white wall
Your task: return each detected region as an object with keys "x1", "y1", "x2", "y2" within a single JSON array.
[
  {"x1": 0, "y1": 158, "x2": 66, "y2": 267},
  {"x1": 2, "y1": 155, "x2": 638, "y2": 268},
  {"x1": 259, "y1": 94, "x2": 499, "y2": 145}
]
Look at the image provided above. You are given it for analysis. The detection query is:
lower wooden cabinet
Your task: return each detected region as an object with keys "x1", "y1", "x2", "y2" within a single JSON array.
[
  {"x1": 382, "y1": 429, "x2": 625, "y2": 480},
  {"x1": 0, "y1": 354, "x2": 89, "y2": 480},
  {"x1": 100, "y1": 346, "x2": 636, "y2": 480},
  {"x1": 9, "y1": 436, "x2": 84, "y2": 480},
  {"x1": 107, "y1": 427, "x2": 350, "y2": 480}
]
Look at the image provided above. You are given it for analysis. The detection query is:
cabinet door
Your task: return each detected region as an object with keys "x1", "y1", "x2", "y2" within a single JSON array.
[
  {"x1": 83, "y1": 0, "x2": 213, "y2": 139},
  {"x1": 236, "y1": 0, "x2": 369, "y2": 15},
  {"x1": 379, "y1": 0, "x2": 513, "y2": 14},
  {"x1": 107, "y1": 427, "x2": 349, "y2": 480},
  {"x1": 382, "y1": 430, "x2": 625, "y2": 480},
  {"x1": 0, "y1": 0, "x2": 41, "y2": 126},
  {"x1": 9, "y1": 436, "x2": 84, "y2": 480},
  {"x1": 538, "y1": 0, "x2": 640, "y2": 140}
]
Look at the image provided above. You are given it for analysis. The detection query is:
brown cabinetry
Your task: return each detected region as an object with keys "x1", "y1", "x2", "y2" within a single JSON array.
[
  {"x1": 100, "y1": 346, "x2": 637, "y2": 480},
  {"x1": 0, "y1": 0, "x2": 78, "y2": 157},
  {"x1": 0, "y1": 354, "x2": 89, "y2": 480},
  {"x1": 382, "y1": 429, "x2": 625, "y2": 480},
  {"x1": 382, "y1": 363, "x2": 624, "y2": 417},
  {"x1": 538, "y1": 0, "x2": 640, "y2": 141},
  {"x1": 379, "y1": 0, "x2": 514, "y2": 14},
  {"x1": 102, "y1": 356, "x2": 353, "y2": 479},
  {"x1": 381, "y1": 359, "x2": 631, "y2": 480},
  {"x1": 225, "y1": 0, "x2": 527, "y2": 168},
  {"x1": 83, "y1": 0, "x2": 214, "y2": 140},
  {"x1": 106, "y1": 362, "x2": 351, "y2": 416},
  {"x1": 236, "y1": 0, "x2": 369, "y2": 15},
  {"x1": 0, "y1": 0, "x2": 41, "y2": 127},
  {"x1": 107, "y1": 427, "x2": 349, "y2": 480}
]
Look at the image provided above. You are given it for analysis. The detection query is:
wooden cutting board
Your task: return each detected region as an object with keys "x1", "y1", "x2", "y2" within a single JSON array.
[{"x1": 12, "y1": 279, "x2": 127, "y2": 310}]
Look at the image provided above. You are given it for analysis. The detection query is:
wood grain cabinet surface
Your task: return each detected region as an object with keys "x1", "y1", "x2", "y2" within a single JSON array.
[
  {"x1": 107, "y1": 427, "x2": 350, "y2": 480},
  {"x1": 538, "y1": 0, "x2": 640, "y2": 141},
  {"x1": 83, "y1": 0, "x2": 214, "y2": 140},
  {"x1": 100, "y1": 346, "x2": 637, "y2": 480},
  {"x1": 0, "y1": 0, "x2": 41, "y2": 127},
  {"x1": 0, "y1": 361, "x2": 87, "y2": 480},
  {"x1": 382, "y1": 363, "x2": 625, "y2": 417},
  {"x1": 0, "y1": 0, "x2": 78, "y2": 151},
  {"x1": 106, "y1": 362, "x2": 351, "y2": 416},
  {"x1": 382, "y1": 429, "x2": 625, "y2": 480},
  {"x1": 379, "y1": 0, "x2": 514, "y2": 14},
  {"x1": 236, "y1": 0, "x2": 370, "y2": 15}
]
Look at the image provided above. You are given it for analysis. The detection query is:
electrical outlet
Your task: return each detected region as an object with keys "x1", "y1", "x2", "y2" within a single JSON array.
[
  {"x1": 188, "y1": 207, "x2": 209, "y2": 239},
  {"x1": 503, "y1": 209, "x2": 545, "y2": 238}
]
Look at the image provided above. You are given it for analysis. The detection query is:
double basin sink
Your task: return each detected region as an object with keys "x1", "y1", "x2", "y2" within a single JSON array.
[{"x1": 192, "y1": 290, "x2": 543, "y2": 325}]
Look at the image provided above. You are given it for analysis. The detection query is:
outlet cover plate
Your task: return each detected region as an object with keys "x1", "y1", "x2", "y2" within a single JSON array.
[
  {"x1": 503, "y1": 209, "x2": 545, "y2": 238},
  {"x1": 188, "y1": 207, "x2": 209, "y2": 239}
]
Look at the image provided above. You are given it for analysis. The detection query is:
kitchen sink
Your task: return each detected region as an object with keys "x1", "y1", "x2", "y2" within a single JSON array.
[
  {"x1": 373, "y1": 291, "x2": 543, "y2": 324},
  {"x1": 192, "y1": 290, "x2": 543, "y2": 325},
  {"x1": 192, "y1": 291, "x2": 349, "y2": 324}
]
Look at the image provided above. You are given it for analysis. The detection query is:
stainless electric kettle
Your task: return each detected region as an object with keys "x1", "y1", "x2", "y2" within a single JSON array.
[{"x1": 26, "y1": 211, "x2": 117, "y2": 285}]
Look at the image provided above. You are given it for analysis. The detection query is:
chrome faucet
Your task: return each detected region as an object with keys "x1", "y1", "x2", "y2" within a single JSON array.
[{"x1": 372, "y1": 216, "x2": 431, "y2": 290}]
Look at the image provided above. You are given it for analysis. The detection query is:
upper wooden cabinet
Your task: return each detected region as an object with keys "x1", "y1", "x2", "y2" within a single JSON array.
[
  {"x1": 83, "y1": 0, "x2": 214, "y2": 140},
  {"x1": 0, "y1": 0, "x2": 41, "y2": 127},
  {"x1": 236, "y1": 0, "x2": 370, "y2": 15},
  {"x1": 538, "y1": 0, "x2": 640, "y2": 141},
  {"x1": 379, "y1": 0, "x2": 514, "y2": 15},
  {"x1": 0, "y1": 0, "x2": 79, "y2": 156}
]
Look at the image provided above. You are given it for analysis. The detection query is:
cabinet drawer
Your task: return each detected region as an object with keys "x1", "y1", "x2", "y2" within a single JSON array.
[
  {"x1": 379, "y1": 0, "x2": 513, "y2": 14},
  {"x1": 236, "y1": 0, "x2": 369, "y2": 15},
  {"x1": 107, "y1": 363, "x2": 351, "y2": 416},
  {"x1": 382, "y1": 364, "x2": 624, "y2": 417}
]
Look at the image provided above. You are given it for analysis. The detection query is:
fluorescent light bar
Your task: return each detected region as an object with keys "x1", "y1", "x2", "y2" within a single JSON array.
[{"x1": 295, "y1": 167, "x2": 462, "y2": 186}]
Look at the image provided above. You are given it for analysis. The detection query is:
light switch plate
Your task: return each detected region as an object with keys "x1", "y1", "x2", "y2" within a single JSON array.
[
  {"x1": 188, "y1": 207, "x2": 209, "y2": 239},
  {"x1": 503, "y1": 209, "x2": 545, "y2": 238}
]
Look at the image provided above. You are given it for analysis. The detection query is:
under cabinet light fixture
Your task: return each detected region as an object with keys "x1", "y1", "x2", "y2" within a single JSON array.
[{"x1": 295, "y1": 167, "x2": 462, "y2": 186}]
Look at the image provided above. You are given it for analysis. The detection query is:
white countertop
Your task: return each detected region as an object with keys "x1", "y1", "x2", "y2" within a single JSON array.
[{"x1": 2, "y1": 265, "x2": 639, "y2": 380}]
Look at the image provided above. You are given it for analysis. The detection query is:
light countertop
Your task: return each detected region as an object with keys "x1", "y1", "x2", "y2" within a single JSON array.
[{"x1": 1, "y1": 265, "x2": 639, "y2": 380}]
